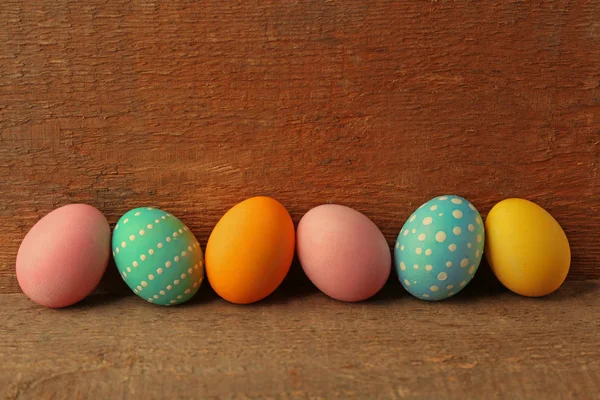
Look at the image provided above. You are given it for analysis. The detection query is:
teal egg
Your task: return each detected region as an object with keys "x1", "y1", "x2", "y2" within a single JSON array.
[
  {"x1": 394, "y1": 195, "x2": 485, "y2": 301},
  {"x1": 112, "y1": 207, "x2": 204, "y2": 306}
]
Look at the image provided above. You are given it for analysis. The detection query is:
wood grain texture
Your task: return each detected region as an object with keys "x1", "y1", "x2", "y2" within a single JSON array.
[
  {"x1": 1, "y1": 280, "x2": 599, "y2": 399},
  {"x1": 1, "y1": 0, "x2": 600, "y2": 294}
]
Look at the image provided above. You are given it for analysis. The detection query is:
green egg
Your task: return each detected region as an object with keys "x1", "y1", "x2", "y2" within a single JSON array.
[{"x1": 112, "y1": 207, "x2": 204, "y2": 306}]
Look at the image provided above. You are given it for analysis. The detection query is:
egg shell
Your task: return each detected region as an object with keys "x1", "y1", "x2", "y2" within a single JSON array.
[
  {"x1": 485, "y1": 198, "x2": 570, "y2": 297},
  {"x1": 205, "y1": 196, "x2": 295, "y2": 304},
  {"x1": 16, "y1": 204, "x2": 110, "y2": 308},
  {"x1": 296, "y1": 204, "x2": 391, "y2": 302},
  {"x1": 394, "y1": 195, "x2": 485, "y2": 301},
  {"x1": 112, "y1": 207, "x2": 204, "y2": 306}
]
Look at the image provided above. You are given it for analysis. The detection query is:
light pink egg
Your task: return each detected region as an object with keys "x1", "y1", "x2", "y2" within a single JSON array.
[
  {"x1": 16, "y1": 204, "x2": 111, "y2": 308},
  {"x1": 296, "y1": 204, "x2": 391, "y2": 302}
]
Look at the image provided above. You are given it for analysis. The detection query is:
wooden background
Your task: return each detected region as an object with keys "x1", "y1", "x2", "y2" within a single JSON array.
[{"x1": 1, "y1": 0, "x2": 599, "y2": 295}]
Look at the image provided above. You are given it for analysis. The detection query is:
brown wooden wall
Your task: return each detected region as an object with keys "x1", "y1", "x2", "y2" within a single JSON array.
[{"x1": 1, "y1": 0, "x2": 599, "y2": 294}]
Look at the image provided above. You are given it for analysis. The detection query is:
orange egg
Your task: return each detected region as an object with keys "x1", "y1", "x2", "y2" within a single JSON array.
[{"x1": 205, "y1": 196, "x2": 295, "y2": 304}]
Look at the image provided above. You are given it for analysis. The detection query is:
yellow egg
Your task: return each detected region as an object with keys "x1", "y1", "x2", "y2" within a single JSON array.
[{"x1": 484, "y1": 198, "x2": 570, "y2": 297}]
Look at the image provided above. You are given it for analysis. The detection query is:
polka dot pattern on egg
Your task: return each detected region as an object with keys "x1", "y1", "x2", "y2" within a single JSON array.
[
  {"x1": 112, "y1": 207, "x2": 204, "y2": 306},
  {"x1": 394, "y1": 195, "x2": 485, "y2": 301}
]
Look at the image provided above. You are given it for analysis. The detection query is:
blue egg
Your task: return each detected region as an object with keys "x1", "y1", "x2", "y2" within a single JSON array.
[{"x1": 394, "y1": 195, "x2": 485, "y2": 301}]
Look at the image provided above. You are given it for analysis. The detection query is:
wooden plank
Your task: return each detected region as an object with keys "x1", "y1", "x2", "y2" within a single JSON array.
[
  {"x1": 1, "y1": 0, "x2": 599, "y2": 294},
  {"x1": 1, "y1": 280, "x2": 599, "y2": 399}
]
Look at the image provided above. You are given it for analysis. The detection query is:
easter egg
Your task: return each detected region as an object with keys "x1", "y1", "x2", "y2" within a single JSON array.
[
  {"x1": 296, "y1": 204, "x2": 391, "y2": 302},
  {"x1": 394, "y1": 195, "x2": 485, "y2": 301},
  {"x1": 485, "y1": 198, "x2": 570, "y2": 297},
  {"x1": 112, "y1": 207, "x2": 204, "y2": 306},
  {"x1": 16, "y1": 204, "x2": 111, "y2": 308},
  {"x1": 205, "y1": 196, "x2": 295, "y2": 304}
]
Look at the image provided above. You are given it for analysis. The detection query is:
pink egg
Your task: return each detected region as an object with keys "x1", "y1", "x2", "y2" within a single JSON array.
[
  {"x1": 296, "y1": 204, "x2": 391, "y2": 302},
  {"x1": 16, "y1": 204, "x2": 111, "y2": 308}
]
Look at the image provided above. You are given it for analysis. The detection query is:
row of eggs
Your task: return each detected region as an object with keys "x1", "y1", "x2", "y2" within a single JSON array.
[{"x1": 16, "y1": 195, "x2": 571, "y2": 308}]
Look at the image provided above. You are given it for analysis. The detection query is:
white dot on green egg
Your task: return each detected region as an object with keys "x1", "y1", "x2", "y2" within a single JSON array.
[
  {"x1": 178, "y1": 229, "x2": 183, "y2": 234},
  {"x1": 153, "y1": 295, "x2": 159, "y2": 299},
  {"x1": 451, "y1": 198, "x2": 463, "y2": 204},
  {"x1": 446, "y1": 261, "x2": 452, "y2": 267},
  {"x1": 400, "y1": 245, "x2": 405, "y2": 251},
  {"x1": 174, "y1": 256, "x2": 180, "y2": 262},
  {"x1": 477, "y1": 235, "x2": 482, "y2": 243},
  {"x1": 157, "y1": 243, "x2": 163, "y2": 249},
  {"x1": 113, "y1": 251, "x2": 116, "y2": 257},
  {"x1": 134, "y1": 212, "x2": 141, "y2": 216},
  {"x1": 177, "y1": 295, "x2": 183, "y2": 299},
  {"x1": 438, "y1": 272, "x2": 448, "y2": 281},
  {"x1": 129, "y1": 234, "x2": 135, "y2": 241},
  {"x1": 439, "y1": 213, "x2": 443, "y2": 216},
  {"x1": 469, "y1": 203, "x2": 476, "y2": 211},
  {"x1": 476, "y1": 216, "x2": 482, "y2": 225},
  {"x1": 423, "y1": 217, "x2": 433, "y2": 225},
  {"x1": 469, "y1": 266, "x2": 476, "y2": 274},
  {"x1": 448, "y1": 292, "x2": 455, "y2": 296},
  {"x1": 170, "y1": 300, "x2": 177, "y2": 304},
  {"x1": 181, "y1": 273, "x2": 187, "y2": 279},
  {"x1": 126, "y1": 267, "x2": 131, "y2": 273},
  {"x1": 430, "y1": 286, "x2": 439, "y2": 292},
  {"x1": 133, "y1": 289, "x2": 138, "y2": 294},
  {"x1": 448, "y1": 244, "x2": 457, "y2": 252},
  {"x1": 174, "y1": 280, "x2": 180, "y2": 285},
  {"x1": 121, "y1": 241, "x2": 126, "y2": 248},
  {"x1": 157, "y1": 268, "x2": 163, "y2": 275},
  {"x1": 136, "y1": 285, "x2": 142, "y2": 291},
  {"x1": 149, "y1": 249, "x2": 154, "y2": 255},
  {"x1": 452, "y1": 210, "x2": 463, "y2": 219},
  {"x1": 188, "y1": 245, "x2": 193, "y2": 252},
  {"x1": 425, "y1": 249, "x2": 432, "y2": 256},
  {"x1": 404, "y1": 279, "x2": 410, "y2": 286},
  {"x1": 141, "y1": 281, "x2": 148, "y2": 287},
  {"x1": 193, "y1": 282, "x2": 198, "y2": 288},
  {"x1": 476, "y1": 249, "x2": 481, "y2": 257},
  {"x1": 194, "y1": 264, "x2": 199, "y2": 270},
  {"x1": 413, "y1": 264, "x2": 419, "y2": 269},
  {"x1": 430, "y1": 205, "x2": 438, "y2": 211},
  {"x1": 139, "y1": 230, "x2": 145, "y2": 236},
  {"x1": 160, "y1": 290, "x2": 165, "y2": 295},
  {"x1": 147, "y1": 224, "x2": 153, "y2": 229},
  {"x1": 418, "y1": 234, "x2": 426, "y2": 241},
  {"x1": 182, "y1": 251, "x2": 187, "y2": 257},
  {"x1": 188, "y1": 268, "x2": 193, "y2": 274},
  {"x1": 115, "y1": 247, "x2": 119, "y2": 254},
  {"x1": 435, "y1": 231, "x2": 446, "y2": 242},
  {"x1": 399, "y1": 262, "x2": 406, "y2": 271},
  {"x1": 161, "y1": 216, "x2": 166, "y2": 220},
  {"x1": 115, "y1": 224, "x2": 119, "y2": 230},
  {"x1": 410, "y1": 215, "x2": 416, "y2": 222},
  {"x1": 122, "y1": 272, "x2": 127, "y2": 278},
  {"x1": 468, "y1": 224, "x2": 475, "y2": 232},
  {"x1": 148, "y1": 274, "x2": 155, "y2": 280},
  {"x1": 165, "y1": 261, "x2": 172, "y2": 268},
  {"x1": 403, "y1": 230, "x2": 409, "y2": 236},
  {"x1": 425, "y1": 265, "x2": 433, "y2": 271},
  {"x1": 124, "y1": 218, "x2": 129, "y2": 224},
  {"x1": 416, "y1": 248, "x2": 422, "y2": 255},
  {"x1": 411, "y1": 228, "x2": 416, "y2": 234},
  {"x1": 185, "y1": 289, "x2": 191, "y2": 294},
  {"x1": 167, "y1": 285, "x2": 173, "y2": 290},
  {"x1": 439, "y1": 196, "x2": 448, "y2": 201},
  {"x1": 423, "y1": 294, "x2": 430, "y2": 298},
  {"x1": 148, "y1": 298, "x2": 153, "y2": 302},
  {"x1": 155, "y1": 219, "x2": 160, "y2": 223},
  {"x1": 460, "y1": 281, "x2": 466, "y2": 287},
  {"x1": 461, "y1": 258, "x2": 469, "y2": 267},
  {"x1": 395, "y1": 243, "x2": 399, "y2": 249},
  {"x1": 468, "y1": 242, "x2": 473, "y2": 248},
  {"x1": 447, "y1": 284, "x2": 454, "y2": 290},
  {"x1": 166, "y1": 237, "x2": 172, "y2": 242},
  {"x1": 140, "y1": 254, "x2": 146, "y2": 261},
  {"x1": 453, "y1": 227, "x2": 462, "y2": 235},
  {"x1": 173, "y1": 232, "x2": 179, "y2": 237}
]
